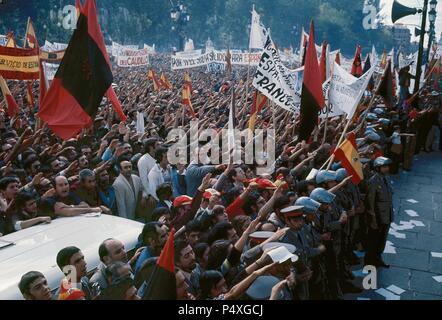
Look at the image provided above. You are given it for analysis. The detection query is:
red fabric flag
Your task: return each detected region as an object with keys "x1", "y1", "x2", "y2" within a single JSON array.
[
  {"x1": 0, "y1": 75, "x2": 20, "y2": 117},
  {"x1": 159, "y1": 72, "x2": 173, "y2": 90},
  {"x1": 299, "y1": 21, "x2": 325, "y2": 142},
  {"x1": 106, "y1": 87, "x2": 127, "y2": 122},
  {"x1": 248, "y1": 91, "x2": 267, "y2": 131},
  {"x1": 319, "y1": 41, "x2": 328, "y2": 83},
  {"x1": 26, "y1": 81, "x2": 35, "y2": 109},
  {"x1": 182, "y1": 84, "x2": 197, "y2": 118},
  {"x1": 376, "y1": 59, "x2": 394, "y2": 108},
  {"x1": 333, "y1": 132, "x2": 364, "y2": 184},
  {"x1": 24, "y1": 17, "x2": 39, "y2": 49},
  {"x1": 351, "y1": 45, "x2": 363, "y2": 77},
  {"x1": 38, "y1": 0, "x2": 114, "y2": 140},
  {"x1": 142, "y1": 229, "x2": 176, "y2": 300}
]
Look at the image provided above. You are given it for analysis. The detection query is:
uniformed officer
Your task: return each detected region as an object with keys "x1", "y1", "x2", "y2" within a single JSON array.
[
  {"x1": 295, "y1": 197, "x2": 329, "y2": 300},
  {"x1": 280, "y1": 205, "x2": 313, "y2": 300},
  {"x1": 365, "y1": 156, "x2": 393, "y2": 268}
]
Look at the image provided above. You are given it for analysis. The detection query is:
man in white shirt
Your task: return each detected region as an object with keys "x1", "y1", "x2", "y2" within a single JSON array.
[
  {"x1": 148, "y1": 147, "x2": 173, "y2": 200},
  {"x1": 137, "y1": 138, "x2": 159, "y2": 197}
]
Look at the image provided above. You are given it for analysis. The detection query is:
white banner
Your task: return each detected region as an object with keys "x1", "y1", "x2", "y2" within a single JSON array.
[
  {"x1": 112, "y1": 42, "x2": 138, "y2": 57},
  {"x1": 253, "y1": 35, "x2": 303, "y2": 113},
  {"x1": 175, "y1": 49, "x2": 203, "y2": 58},
  {"x1": 143, "y1": 44, "x2": 156, "y2": 54},
  {"x1": 117, "y1": 48, "x2": 149, "y2": 67},
  {"x1": 0, "y1": 35, "x2": 7, "y2": 46},
  {"x1": 319, "y1": 78, "x2": 344, "y2": 118},
  {"x1": 329, "y1": 61, "x2": 375, "y2": 119},
  {"x1": 171, "y1": 50, "x2": 262, "y2": 70},
  {"x1": 207, "y1": 62, "x2": 225, "y2": 73},
  {"x1": 249, "y1": 8, "x2": 268, "y2": 50},
  {"x1": 398, "y1": 52, "x2": 418, "y2": 70},
  {"x1": 42, "y1": 61, "x2": 59, "y2": 83}
]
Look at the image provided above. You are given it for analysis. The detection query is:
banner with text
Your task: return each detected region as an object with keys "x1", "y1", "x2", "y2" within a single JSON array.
[
  {"x1": 171, "y1": 50, "x2": 262, "y2": 70},
  {"x1": 252, "y1": 35, "x2": 303, "y2": 113},
  {"x1": 117, "y1": 48, "x2": 150, "y2": 67},
  {"x1": 0, "y1": 46, "x2": 39, "y2": 80}
]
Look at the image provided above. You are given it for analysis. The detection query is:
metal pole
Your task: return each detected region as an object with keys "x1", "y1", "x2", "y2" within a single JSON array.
[{"x1": 413, "y1": 0, "x2": 429, "y2": 95}]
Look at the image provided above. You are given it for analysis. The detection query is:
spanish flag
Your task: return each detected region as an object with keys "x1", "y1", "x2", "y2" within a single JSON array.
[
  {"x1": 248, "y1": 91, "x2": 267, "y2": 131},
  {"x1": 38, "y1": 0, "x2": 118, "y2": 140},
  {"x1": 182, "y1": 84, "x2": 196, "y2": 118},
  {"x1": 379, "y1": 48, "x2": 387, "y2": 69},
  {"x1": 142, "y1": 229, "x2": 176, "y2": 300},
  {"x1": 24, "y1": 17, "x2": 38, "y2": 49},
  {"x1": 6, "y1": 32, "x2": 17, "y2": 48},
  {"x1": 184, "y1": 72, "x2": 192, "y2": 93},
  {"x1": 159, "y1": 72, "x2": 173, "y2": 90},
  {"x1": 333, "y1": 132, "x2": 363, "y2": 184},
  {"x1": 26, "y1": 81, "x2": 35, "y2": 108},
  {"x1": 148, "y1": 69, "x2": 160, "y2": 91},
  {"x1": 0, "y1": 75, "x2": 20, "y2": 117}
]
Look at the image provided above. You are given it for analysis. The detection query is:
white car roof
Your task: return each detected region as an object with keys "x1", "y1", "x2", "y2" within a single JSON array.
[{"x1": 0, "y1": 215, "x2": 144, "y2": 300}]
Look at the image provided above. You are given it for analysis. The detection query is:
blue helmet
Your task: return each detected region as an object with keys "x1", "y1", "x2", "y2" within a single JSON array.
[
  {"x1": 315, "y1": 170, "x2": 337, "y2": 185},
  {"x1": 373, "y1": 108, "x2": 385, "y2": 115},
  {"x1": 295, "y1": 197, "x2": 321, "y2": 214},
  {"x1": 310, "y1": 188, "x2": 336, "y2": 204},
  {"x1": 373, "y1": 156, "x2": 392, "y2": 167},
  {"x1": 378, "y1": 118, "x2": 390, "y2": 125},
  {"x1": 367, "y1": 113, "x2": 378, "y2": 121},
  {"x1": 365, "y1": 132, "x2": 380, "y2": 142},
  {"x1": 335, "y1": 168, "x2": 348, "y2": 182},
  {"x1": 330, "y1": 162, "x2": 342, "y2": 171}
]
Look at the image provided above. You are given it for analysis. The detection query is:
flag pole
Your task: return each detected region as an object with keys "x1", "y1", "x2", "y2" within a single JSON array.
[{"x1": 323, "y1": 65, "x2": 385, "y2": 170}]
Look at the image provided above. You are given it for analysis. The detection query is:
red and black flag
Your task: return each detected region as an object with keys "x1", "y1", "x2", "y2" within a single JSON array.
[
  {"x1": 298, "y1": 21, "x2": 325, "y2": 142},
  {"x1": 143, "y1": 228, "x2": 176, "y2": 300},
  {"x1": 38, "y1": 0, "x2": 118, "y2": 140},
  {"x1": 377, "y1": 59, "x2": 394, "y2": 108},
  {"x1": 351, "y1": 45, "x2": 363, "y2": 77},
  {"x1": 363, "y1": 54, "x2": 374, "y2": 91}
]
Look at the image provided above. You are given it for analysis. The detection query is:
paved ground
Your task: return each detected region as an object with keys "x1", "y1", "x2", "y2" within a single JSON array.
[{"x1": 346, "y1": 151, "x2": 442, "y2": 300}]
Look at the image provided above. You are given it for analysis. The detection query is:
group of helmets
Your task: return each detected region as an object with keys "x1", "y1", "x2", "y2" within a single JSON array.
[{"x1": 315, "y1": 168, "x2": 348, "y2": 185}]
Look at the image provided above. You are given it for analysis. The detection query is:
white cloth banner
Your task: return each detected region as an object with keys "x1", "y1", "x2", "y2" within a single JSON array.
[
  {"x1": 171, "y1": 50, "x2": 262, "y2": 70},
  {"x1": 136, "y1": 111, "x2": 145, "y2": 135},
  {"x1": 253, "y1": 35, "x2": 303, "y2": 113},
  {"x1": 143, "y1": 44, "x2": 156, "y2": 54},
  {"x1": 329, "y1": 61, "x2": 375, "y2": 119},
  {"x1": 398, "y1": 52, "x2": 418, "y2": 70},
  {"x1": 249, "y1": 8, "x2": 268, "y2": 50},
  {"x1": 117, "y1": 48, "x2": 149, "y2": 67},
  {"x1": 319, "y1": 78, "x2": 344, "y2": 118},
  {"x1": 42, "y1": 61, "x2": 59, "y2": 82},
  {"x1": 0, "y1": 35, "x2": 7, "y2": 46},
  {"x1": 175, "y1": 49, "x2": 203, "y2": 58},
  {"x1": 112, "y1": 42, "x2": 138, "y2": 57}
]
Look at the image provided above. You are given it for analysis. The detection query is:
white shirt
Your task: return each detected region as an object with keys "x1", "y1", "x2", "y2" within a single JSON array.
[
  {"x1": 148, "y1": 164, "x2": 172, "y2": 200},
  {"x1": 137, "y1": 153, "x2": 156, "y2": 197}
]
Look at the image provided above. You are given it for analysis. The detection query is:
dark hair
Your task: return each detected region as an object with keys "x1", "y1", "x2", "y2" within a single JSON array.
[
  {"x1": 143, "y1": 138, "x2": 158, "y2": 153},
  {"x1": 139, "y1": 222, "x2": 162, "y2": 246},
  {"x1": 18, "y1": 271, "x2": 45, "y2": 295},
  {"x1": 242, "y1": 192, "x2": 260, "y2": 216},
  {"x1": 231, "y1": 215, "x2": 250, "y2": 236},
  {"x1": 193, "y1": 243, "x2": 209, "y2": 261},
  {"x1": 151, "y1": 207, "x2": 171, "y2": 221},
  {"x1": 207, "y1": 222, "x2": 234, "y2": 245},
  {"x1": 23, "y1": 156, "x2": 39, "y2": 171},
  {"x1": 207, "y1": 240, "x2": 231, "y2": 270},
  {"x1": 117, "y1": 155, "x2": 132, "y2": 170},
  {"x1": 156, "y1": 183, "x2": 173, "y2": 200},
  {"x1": 0, "y1": 176, "x2": 19, "y2": 191},
  {"x1": 273, "y1": 195, "x2": 290, "y2": 212},
  {"x1": 56, "y1": 246, "x2": 81, "y2": 271},
  {"x1": 8, "y1": 191, "x2": 36, "y2": 213},
  {"x1": 154, "y1": 147, "x2": 168, "y2": 163},
  {"x1": 174, "y1": 239, "x2": 190, "y2": 263},
  {"x1": 296, "y1": 180, "x2": 315, "y2": 195},
  {"x1": 199, "y1": 270, "x2": 224, "y2": 299},
  {"x1": 185, "y1": 220, "x2": 201, "y2": 235},
  {"x1": 98, "y1": 238, "x2": 114, "y2": 263}
]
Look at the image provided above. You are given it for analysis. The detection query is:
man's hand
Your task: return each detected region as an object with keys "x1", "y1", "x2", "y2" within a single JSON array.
[
  {"x1": 31, "y1": 172, "x2": 44, "y2": 187},
  {"x1": 199, "y1": 173, "x2": 212, "y2": 191},
  {"x1": 41, "y1": 188, "x2": 56, "y2": 200},
  {"x1": 129, "y1": 246, "x2": 146, "y2": 266},
  {"x1": 99, "y1": 206, "x2": 112, "y2": 215},
  {"x1": 39, "y1": 216, "x2": 51, "y2": 224},
  {"x1": 255, "y1": 262, "x2": 278, "y2": 277}
]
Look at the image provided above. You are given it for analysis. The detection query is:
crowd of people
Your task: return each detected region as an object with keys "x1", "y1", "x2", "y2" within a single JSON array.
[{"x1": 1, "y1": 52, "x2": 442, "y2": 300}]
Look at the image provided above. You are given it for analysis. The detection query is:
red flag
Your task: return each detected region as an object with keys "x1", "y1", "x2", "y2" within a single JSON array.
[
  {"x1": 299, "y1": 21, "x2": 325, "y2": 142},
  {"x1": 106, "y1": 87, "x2": 127, "y2": 122},
  {"x1": 24, "y1": 17, "x2": 39, "y2": 49},
  {"x1": 182, "y1": 84, "x2": 197, "y2": 118},
  {"x1": 319, "y1": 41, "x2": 328, "y2": 83},
  {"x1": 377, "y1": 59, "x2": 394, "y2": 107},
  {"x1": 148, "y1": 69, "x2": 161, "y2": 91},
  {"x1": 38, "y1": 0, "x2": 113, "y2": 140},
  {"x1": 333, "y1": 132, "x2": 363, "y2": 184},
  {"x1": 351, "y1": 45, "x2": 363, "y2": 77},
  {"x1": 159, "y1": 72, "x2": 173, "y2": 90},
  {"x1": 248, "y1": 91, "x2": 267, "y2": 131},
  {"x1": 184, "y1": 72, "x2": 192, "y2": 93},
  {"x1": 26, "y1": 81, "x2": 35, "y2": 109},
  {"x1": 335, "y1": 51, "x2": 341, "y2": 65},
  {"x1": 142, "y1": 229, "x2": 176, "y2": 300},
  {"x1": 0, "y1": 75, "x2": 20, "y2": 117}
]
